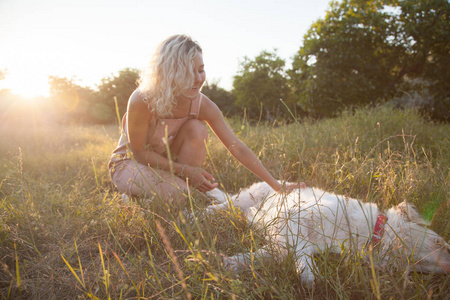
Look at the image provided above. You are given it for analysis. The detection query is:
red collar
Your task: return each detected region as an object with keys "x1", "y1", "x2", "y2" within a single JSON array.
[{"x1": 371, "y1": 214, "x2": 388, "y2": 247}]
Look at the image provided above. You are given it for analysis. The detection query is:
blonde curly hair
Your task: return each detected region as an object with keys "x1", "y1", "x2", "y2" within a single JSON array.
[{"x1": 138, "y1": 35, "x2": 203, "y2": 117}]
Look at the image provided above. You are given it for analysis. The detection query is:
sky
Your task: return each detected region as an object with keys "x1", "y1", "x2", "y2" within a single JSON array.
[{"x1": 0, "y1": 0, "x2": 332, "y2": 97}]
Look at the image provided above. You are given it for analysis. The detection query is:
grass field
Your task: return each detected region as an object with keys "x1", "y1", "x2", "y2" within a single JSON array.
[{"x1": 0, "y1": 105, "x2": 449, "y2": 299}]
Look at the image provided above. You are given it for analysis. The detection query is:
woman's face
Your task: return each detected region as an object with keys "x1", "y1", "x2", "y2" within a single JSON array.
[{"x1": 182, "y1": 52, "x2": 206, "y2": 99}]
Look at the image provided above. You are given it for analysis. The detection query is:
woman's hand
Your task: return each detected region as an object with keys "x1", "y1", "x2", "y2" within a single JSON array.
[
  {"x1": 182, "y1": 165, "x2": 219, "y2": 192},
  {"x1": 277, "y1": 181, "x2": 307, "y2": 194}
]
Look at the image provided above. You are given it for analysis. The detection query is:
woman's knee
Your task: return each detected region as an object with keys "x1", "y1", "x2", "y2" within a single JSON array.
[
  {"x1": 182, "y1": 119, "x2": 208, "y2": 141},
  {"x1": 170, "y1": 119, "x2": 208, "y2": 164}
]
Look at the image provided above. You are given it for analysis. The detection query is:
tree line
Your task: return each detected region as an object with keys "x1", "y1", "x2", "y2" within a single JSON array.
[{"x1": 2, "y1": 0, "x2": 448, "y2": 124}]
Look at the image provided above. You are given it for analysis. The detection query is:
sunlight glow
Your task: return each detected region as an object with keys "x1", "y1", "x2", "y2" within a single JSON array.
[
  {"x1": 0, "y1": 0, "x2": 332, "y2": 97},
  {"x1": 0, "y1": 70, "x2": 50, "y2": 99}
]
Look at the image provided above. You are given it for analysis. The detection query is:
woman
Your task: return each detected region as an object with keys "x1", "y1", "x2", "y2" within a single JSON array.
[{"x1": 108, "y1": 35, "x2": 301, "y2": 201}]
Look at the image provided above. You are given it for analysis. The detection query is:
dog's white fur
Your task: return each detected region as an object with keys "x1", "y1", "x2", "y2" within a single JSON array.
[{"x1": 206, "y1": 182, "x2": 450, "y2": 285}]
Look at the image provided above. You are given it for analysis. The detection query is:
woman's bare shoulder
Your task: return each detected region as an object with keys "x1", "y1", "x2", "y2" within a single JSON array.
[
  {"x1": 199, "y1": 93, "x2": 223, "y2": 122},
  {"x1": 129, "y1": 89, "x2": 146, "y2": 105},
  {"x1": 127, "y1": 90, "x2": 150, "y2": 112},
  {"x1": 127, "y1": 90, "x2": 154, "y2": 124}
]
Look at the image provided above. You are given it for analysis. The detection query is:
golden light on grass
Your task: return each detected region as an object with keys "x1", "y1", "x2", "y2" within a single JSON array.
[{"x1": 0, "y1": 106, "x2": 448, "y2": 298}]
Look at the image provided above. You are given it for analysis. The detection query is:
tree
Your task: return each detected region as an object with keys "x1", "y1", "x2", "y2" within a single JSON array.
[
  {"x1": 96, "y1": 68, "x2": 139, "y2": 122},
  {"x1": 48, "y1": 76, "x2": 96, "y2": 123},
  {"x1": 48, "y1": 69, "x2": 139, "y2": 124},
  {"x1": 394, "y1": 0, "x2": 450, "y2": 121},
  {"x1": 290, "y1": 0, "x2": 449, "y2": 119},
  {"x1": 233, "y1": 51, "x2": 294, "y2": 122}
]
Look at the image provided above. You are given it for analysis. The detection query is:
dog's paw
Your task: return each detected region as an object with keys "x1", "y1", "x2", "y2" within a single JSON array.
[
  {"x1": 299, "y1": 267, "x2": 316, "y2": 287},
  {"x1": 300, "y1": 274, "x2": 315, "y2": 288},
  {"x1": 296, "y1": 260, "x2": 316, "y2": 287}
]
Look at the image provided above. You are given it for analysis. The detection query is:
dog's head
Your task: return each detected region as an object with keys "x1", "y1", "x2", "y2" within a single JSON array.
[{"x1": 384, "y1": 201, "x2": 450, "y2": 274}]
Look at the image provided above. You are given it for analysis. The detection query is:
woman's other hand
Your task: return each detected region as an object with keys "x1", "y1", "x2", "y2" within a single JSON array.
[{"x1": 182, "y1": 165, "x2": 219, "y2": 192}]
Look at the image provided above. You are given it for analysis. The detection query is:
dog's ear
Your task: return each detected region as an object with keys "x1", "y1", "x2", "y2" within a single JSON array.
[{"x1": 395, "y1": 201, "x2": 430, "y2": 226}]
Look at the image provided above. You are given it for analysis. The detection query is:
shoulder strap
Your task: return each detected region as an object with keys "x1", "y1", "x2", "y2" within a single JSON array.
[{"x1": 189, "y1": 94, "x2": 203, "y2": 119}]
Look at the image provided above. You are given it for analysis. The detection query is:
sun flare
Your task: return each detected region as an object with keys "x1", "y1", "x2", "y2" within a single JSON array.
[
  {"x1": 9, "y1": 79, "x2": 49, "y2": 98},
  {"x1": 0, "y1": 71, "x2": 50, "y2": 100}
]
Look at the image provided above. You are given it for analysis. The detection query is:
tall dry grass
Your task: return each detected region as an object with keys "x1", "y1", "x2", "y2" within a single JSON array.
[{"x1": 0, "y1": 104, "x2": 448, "y2": 299}]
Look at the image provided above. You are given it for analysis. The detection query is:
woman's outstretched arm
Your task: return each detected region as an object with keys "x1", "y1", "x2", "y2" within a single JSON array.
[{"x1": 199, "y1": 95, "x2": 301, "y2": 193}]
